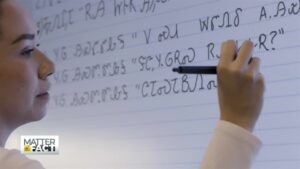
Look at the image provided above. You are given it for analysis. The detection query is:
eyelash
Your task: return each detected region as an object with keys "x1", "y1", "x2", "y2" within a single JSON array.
[{"x1": 21, "y1": 48, "x2": 35, "y2": 58}]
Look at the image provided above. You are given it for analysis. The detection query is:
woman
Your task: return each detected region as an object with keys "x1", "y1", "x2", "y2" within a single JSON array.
[
  {"x1": 0, "y1": 0, "x2": 264, "y2": 169},
  {"x1": 0, "y1": 0, "x2": 54, "y2": 168}
]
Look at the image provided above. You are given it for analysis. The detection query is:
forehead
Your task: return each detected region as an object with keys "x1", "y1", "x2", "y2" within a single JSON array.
[{"x1": 0, "y1": 0, "x2": 36, "y2": 42}]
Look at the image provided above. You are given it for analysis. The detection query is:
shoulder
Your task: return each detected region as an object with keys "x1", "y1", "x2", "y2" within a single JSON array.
[{"x1": 0, "y1": 147, "x2": 45, "y2": 169}]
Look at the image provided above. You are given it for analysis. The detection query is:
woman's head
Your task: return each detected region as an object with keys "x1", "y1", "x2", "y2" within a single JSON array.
[{"x1": 0, "y1": 0, "x2": 55, "y2": 129}]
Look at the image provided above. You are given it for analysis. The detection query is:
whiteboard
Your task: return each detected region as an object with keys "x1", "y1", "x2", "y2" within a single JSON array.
[{"x1": 8, "y1": 0, "x2": 300, "y2": 168}]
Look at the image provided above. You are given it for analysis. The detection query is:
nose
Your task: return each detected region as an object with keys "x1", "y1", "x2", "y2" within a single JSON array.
[{"x1": 35, "y1": 49, "x2": 55, "y2": 80}]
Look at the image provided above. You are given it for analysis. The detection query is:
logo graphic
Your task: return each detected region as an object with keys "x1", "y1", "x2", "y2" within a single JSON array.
[
  {"x1": 21, "y1": 136, "x2": 59, "y2": 154},
  {"x1": 23, "y1": 144, "x2": 32, "y2": 152}
]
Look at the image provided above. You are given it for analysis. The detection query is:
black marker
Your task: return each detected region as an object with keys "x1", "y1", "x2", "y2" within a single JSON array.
[{"x1": 172, "y1": 66, "x2": 217, "y2": 74}]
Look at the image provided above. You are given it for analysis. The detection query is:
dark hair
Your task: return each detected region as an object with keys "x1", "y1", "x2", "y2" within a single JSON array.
[{"x1": 0, "y1": 0, "x2": 3, "y2": 39}]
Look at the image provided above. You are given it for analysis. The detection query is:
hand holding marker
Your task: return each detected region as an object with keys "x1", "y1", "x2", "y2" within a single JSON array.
[{"x1": 173, "y1": 45, "x2": 244, "y2": 75}]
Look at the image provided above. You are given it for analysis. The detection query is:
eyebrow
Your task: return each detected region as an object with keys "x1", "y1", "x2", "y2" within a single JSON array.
[{"x1": 11, "y1": 34, "x2": 35, "y2": 45}]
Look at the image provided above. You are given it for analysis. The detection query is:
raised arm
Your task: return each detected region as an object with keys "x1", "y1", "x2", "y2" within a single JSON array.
[{"x1": 200, "y1": 40, "x2": 265, "y2": 169}]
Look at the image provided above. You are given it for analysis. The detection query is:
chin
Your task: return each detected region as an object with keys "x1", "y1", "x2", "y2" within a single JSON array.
[
  {"x1": 33, "y1": 109, "x2": 47, "y2": 121},
  {"x1": 26, "y1": 107, "x2": 48, "y2": 123}
]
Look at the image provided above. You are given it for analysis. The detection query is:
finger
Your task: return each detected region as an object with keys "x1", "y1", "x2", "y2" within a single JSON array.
[
  {"x1": 219, "y1": 40, "x2": 237, "y2": 66},
  {"x1": 248, "y1": 57, "x2": 261, "y2": 76},
  {"x1": 257, "y1": 73, "x2": 265, "y2": 93},
  {"x1": 235, "y1": 40, "x2": 254, "y2": 69},
  {"x1": 248, "y1": 57, "x2": 265, "y2": 93}
]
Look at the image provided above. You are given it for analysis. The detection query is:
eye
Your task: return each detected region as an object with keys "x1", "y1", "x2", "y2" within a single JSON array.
[{"x1": 21, "y1": 48, "x2": 35, "y2": 58}]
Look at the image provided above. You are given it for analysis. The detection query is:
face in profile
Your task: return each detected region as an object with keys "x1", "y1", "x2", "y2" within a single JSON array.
[{"x1": 0, "y1": 0, "x2": 55, "y2": 128}]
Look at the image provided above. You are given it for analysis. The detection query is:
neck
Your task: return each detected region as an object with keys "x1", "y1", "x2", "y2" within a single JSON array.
[{"x1": 0, "y1": 121, "x2": 15, "y2": 147}]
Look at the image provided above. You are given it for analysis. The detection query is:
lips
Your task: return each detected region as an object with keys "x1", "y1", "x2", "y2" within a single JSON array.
[
  {"x1": 36, "y1": 92, "x2": 50, "y2": 101},
  {"x1": 37, "y1": 92, "x2": 49, "y2": 97},
  {"x1": 37, "y1": 81, "x2": 51, "y2": 98}
]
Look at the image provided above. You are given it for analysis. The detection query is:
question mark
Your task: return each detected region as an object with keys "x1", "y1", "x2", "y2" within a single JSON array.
[{"x1": 270, "y1": 30, "x2": 278, "y2": 44}]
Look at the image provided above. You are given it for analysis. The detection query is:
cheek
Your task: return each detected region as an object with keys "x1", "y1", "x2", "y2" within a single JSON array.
[
  {"x1": 17, "y1": 68, "x2": 38, "y2": 101},
  {"x1": 0, "y1": 63, "x2": 38, "y2": 122},
  {"x1": 17, "y1": 64, "x2": 39, "y2": 109}
]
